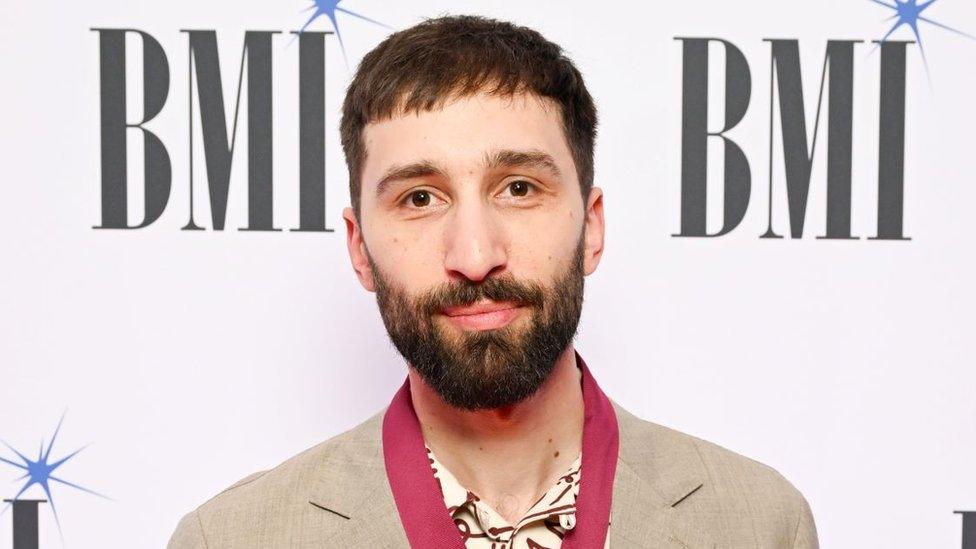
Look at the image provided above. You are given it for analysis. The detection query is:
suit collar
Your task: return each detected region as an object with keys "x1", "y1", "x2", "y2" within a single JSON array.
[
  {"x1": 614, "y1": 402, "x2": 706, "y2": 507},
  {"x1": 302, "y1": 397, "x2": 714, "y2": 548},
  {"x1": 611, "y1": 401, "x2": 715, "y2": 548},
  {"x1": 303, "y1": 412, "x2": 410, "y2": 547}
]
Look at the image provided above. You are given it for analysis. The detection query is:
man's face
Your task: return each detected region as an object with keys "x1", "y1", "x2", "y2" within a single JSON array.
[{"x1": 343, "y1": 91, "x2": 605, "y2": 410}]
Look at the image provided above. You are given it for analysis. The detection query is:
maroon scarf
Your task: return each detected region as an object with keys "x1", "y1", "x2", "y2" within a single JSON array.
[{"x1": 382, "y1": 351, "x2": 619, "y2": 548}]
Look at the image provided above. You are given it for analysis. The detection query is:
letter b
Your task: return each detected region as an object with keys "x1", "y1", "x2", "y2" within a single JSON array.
[
  {"x1": 673, "y1": 37, "x2": 752, "y2": 238},
  {"x1": 92, "y1": 28, "x2": 171, "y2": 229}
]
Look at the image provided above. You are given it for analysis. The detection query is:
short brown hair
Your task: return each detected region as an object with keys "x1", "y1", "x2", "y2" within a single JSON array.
[{"x1": 340, "y1": 14, "x2": 598, "y2": 219}]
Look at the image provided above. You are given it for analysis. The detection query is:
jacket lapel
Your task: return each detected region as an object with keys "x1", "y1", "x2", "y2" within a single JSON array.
[
  {"x1": 313, "y1": 474, "x2": 408, "y2": 548},
  {"x1": 297, "y1": 401, "x2": 716, "y2": 548},
  {"x1": 610, "y1": 402, "x2": 716, "y2": 548},
  {"x1": 300, "y1": 412, "x2": 410, "y2": 548}
]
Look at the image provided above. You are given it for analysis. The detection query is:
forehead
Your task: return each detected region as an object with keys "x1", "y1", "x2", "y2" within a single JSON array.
[{"x1": 360, "y1": 92, "x2": 577, "y2": 186}]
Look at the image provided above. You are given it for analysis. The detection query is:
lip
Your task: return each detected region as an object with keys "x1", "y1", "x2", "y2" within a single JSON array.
[{"x1": 440, "y1": 300, "x2": 524, "y2": 330}]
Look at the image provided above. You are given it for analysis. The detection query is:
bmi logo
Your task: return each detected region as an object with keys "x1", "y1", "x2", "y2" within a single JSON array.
[
  {"x1": 90, "y1": 1, "x2": 389, "y2": 232},
  {"x1": 673, "y1": 0, "x2": 975, "y2": 241}
]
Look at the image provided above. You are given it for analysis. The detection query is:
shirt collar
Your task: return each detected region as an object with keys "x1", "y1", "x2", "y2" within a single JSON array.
[{"x1": 426, "y1": 446, "x2": 584, "y2": 541}]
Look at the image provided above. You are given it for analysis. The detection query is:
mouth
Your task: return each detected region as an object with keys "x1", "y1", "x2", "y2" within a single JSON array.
[{"x1": 439, "y1": 300, "x2": 525, "y2": 331}]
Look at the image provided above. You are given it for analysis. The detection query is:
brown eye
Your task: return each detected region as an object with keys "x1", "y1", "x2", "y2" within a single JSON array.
[
  {"x1": 508, "y1": 180, "x2": 531, "y2": 197},
  {"x1": 410, "y1": 190, "x2": 431, "y2": 207}
]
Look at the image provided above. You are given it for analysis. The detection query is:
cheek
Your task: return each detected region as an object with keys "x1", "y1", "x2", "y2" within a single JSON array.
[
  {"x1": 509, "y1": 233, "x2": 579, "y2": 283},
  {"x1": 508, "y1": 208, "x2": 583, "y2": 275},
  {"x1": 368, "y1": 222, "x2": 444, "y2": 290}
]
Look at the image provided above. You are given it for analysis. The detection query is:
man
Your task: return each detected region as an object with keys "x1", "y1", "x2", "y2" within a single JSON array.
[{"x1": 168, "y1": 15, "x2": 818, "y2": 548}]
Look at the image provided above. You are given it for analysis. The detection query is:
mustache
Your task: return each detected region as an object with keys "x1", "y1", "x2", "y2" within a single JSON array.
[{"x1": 416, "y1": 274, "x2": 546, "y2": 316}]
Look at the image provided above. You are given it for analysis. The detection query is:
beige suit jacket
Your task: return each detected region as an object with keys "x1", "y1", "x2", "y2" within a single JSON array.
[{"x1": 168, "y1": 403, "x2": 818, "y2": 548}]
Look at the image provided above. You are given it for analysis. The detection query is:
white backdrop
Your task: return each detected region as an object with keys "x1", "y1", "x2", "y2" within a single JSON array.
[{"x1": 1, "y1": 0, "x2": 974, "y2": 547}]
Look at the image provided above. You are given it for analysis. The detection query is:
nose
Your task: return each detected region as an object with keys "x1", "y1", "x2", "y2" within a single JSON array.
[{"x1": 443, "y1": 198, "x2": 508, "y2": 283}]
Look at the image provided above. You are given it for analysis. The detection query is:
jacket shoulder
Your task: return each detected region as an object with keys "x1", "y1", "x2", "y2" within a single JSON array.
[{"x1": 167, "y1": 411, "x2": 385, "y2": 549}]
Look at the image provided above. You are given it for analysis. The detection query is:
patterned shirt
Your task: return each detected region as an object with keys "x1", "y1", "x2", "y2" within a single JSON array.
[{"x1": 427, "y1": 447, "x2": 610, "y2": 548}]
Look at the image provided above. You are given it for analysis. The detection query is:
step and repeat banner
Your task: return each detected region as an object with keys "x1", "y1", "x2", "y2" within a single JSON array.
[{"x1": 2, "y1": 0, "x2": 974, "y2": 547}]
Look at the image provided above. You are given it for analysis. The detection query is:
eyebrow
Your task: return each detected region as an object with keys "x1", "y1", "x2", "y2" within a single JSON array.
[
  {"x1": 484, "y1": 149, "x2": 563, "y2": 180},
  {"x1": 373, "y1": 149, "x2": 563, "y2": 199},
  {"x1": 374, "y1": 160, "x2": 446, "y2": 198}
]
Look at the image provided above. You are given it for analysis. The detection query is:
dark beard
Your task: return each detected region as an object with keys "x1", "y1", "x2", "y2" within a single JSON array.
[{"x1": 370, "y1": 234, "x2": 585, "y2": 410}]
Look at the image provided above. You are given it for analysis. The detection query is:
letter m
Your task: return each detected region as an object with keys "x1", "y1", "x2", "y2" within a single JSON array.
[
  {"x1": 762, "y1": 40, "x2": 860, "y2": 240},
  {"x1": 181, "y1": 30, "x2": 280, "y2": 231}
]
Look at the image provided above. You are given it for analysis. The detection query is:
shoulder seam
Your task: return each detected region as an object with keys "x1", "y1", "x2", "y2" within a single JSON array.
[
  {"x1": 789, "y1": 490, "x2": 811, "y2": 548},
  {"x1": 193, "y1": 470, "x2": 269, "y2": 511},
  {"x1": 790, "y1": 499, "x2": 803, "y2": 548},
  {"x1": 217, "y1": 470, "x2": 268, "y2": 496},
  {"x1": 193, "y1": 509, "x2": 210, "y2": 549},
  {"x1": 689, "y1": 438, "x2": 715, "y2": 488}
]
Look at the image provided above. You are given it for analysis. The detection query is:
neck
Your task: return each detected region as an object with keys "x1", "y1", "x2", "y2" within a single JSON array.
[{"x1": 408, "y1": 345, "x2": 584, "y2": 525}]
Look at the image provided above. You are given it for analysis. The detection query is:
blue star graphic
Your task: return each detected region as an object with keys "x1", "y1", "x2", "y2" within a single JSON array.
[
  {"x1": 1, "y1": 411, "x2": 110, "y2": 542},
  {"x1": 868, "y1": 0, "x2": 976, "y2": 75},
  {"x1": 296, "y1": 0, "x2": 392, "y2": 67}
]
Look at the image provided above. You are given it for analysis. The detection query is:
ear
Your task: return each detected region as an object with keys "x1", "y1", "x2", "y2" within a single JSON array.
[
  {"x1": 582, "y1": 187, "x2": 605, "y2": 276},
  {"x1": 343, "y1": 207, "x2": 377, "y2": 292}
]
